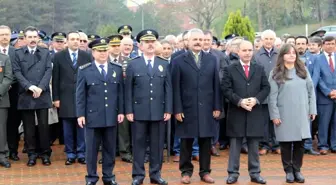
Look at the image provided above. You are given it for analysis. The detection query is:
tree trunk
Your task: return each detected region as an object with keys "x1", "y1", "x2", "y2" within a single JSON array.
[
  {"x1": 316, "y1": 0, "x2": 322, "y2": 26},
  {"x1": 257, "y1": 0, "x2": 263, "y2": 31}
]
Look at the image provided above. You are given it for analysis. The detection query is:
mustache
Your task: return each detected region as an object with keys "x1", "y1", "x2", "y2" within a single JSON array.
[
  {"x1": 194, "y1": 44, "x2": 201, "y2": 47},
  {"x1": 30, "y1": 41, "x2": 37, "y2": 44}
]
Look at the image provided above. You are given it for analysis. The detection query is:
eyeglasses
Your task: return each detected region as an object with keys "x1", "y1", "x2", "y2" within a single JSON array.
[
  {"x1": 122, "y1": 33, "x2": 130, "y2": 36},
  {"x1": 56, "y1": 41, "x2": 64, "y2": 43},
  {"x1": 80, "y1": 40, "x2": 88, "y2": 43}
]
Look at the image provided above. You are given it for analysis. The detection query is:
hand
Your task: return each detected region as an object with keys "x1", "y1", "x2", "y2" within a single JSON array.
[
  {"x1": 175, "y1": 113, "x2": 184, "y2": 122},
  {"x1": 77, "y1": 117, "x2": 86, "y2": 128},
  {"x1": 310, "y1": 114, "x2": 316, "y2": 121},
  {"x1": 213, "y1": 110, "x2": 220, "y2": 118},
  {"x1": 272, "y1": 118, "x2": 281, "y2": 126},
  {"x1": 118, "y1": 114, "x2": 124, "y2": 124},
  {"x1": 247, "y1": 97, "x2": 257, "y2": 107},
  {"x1": 34, "y1": 87, "x2": 42, "y2": 98},
  {"x1": 126, "y1": 113, "x2": 134, "y2": 122},
  {"x1": 53, "y1": 100, "x2": 60, "y2": 108},
  {"x1": 329, "y1": 90, "x2": 336, "y2": 98},
  {"x1": 28, "y1": 85, "x2": 38, "y2": 98},
  {"x1": 9, "y1": 85, "x2": 11, "y2": 90},
  {"x1": 240, "y1": 99, "x2": 252, "y2": 111},
  {"x1": 164, "y1": 113, "x2": 171, "y2": 121}
]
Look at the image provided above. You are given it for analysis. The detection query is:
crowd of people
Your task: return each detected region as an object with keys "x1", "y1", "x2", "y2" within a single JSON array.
[{"x1": 0, "y1": 24, "x2": 335, "y2": 185}]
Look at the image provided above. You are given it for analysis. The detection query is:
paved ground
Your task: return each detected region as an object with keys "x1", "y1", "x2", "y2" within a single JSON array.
[{"x1": 0, "y1": 141, "x2": 336, "y2": 185}]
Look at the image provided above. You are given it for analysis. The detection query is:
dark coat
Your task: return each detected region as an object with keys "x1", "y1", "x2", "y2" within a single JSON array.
[
  {"x1": 0, "y1": 53, "x2": 14, "y2": 107},
  {"x1": 12, "y1": 46, "x2": 52, "y2": 110},
  {"x1": 172, "y1": 51, "x2": 221, "y2": 138},
  {"x1": 125, "y1": 56, "x2": 172, "y2": 121},
  {"x1": 76, "y1": 61, "x2": 124, "y2": 128},
  {"x1": 52, "y1": 49, "x2": 91, "y2": 118},
  {"x1": 7, "y1": 46, "x2": 20, "y2": 108},
  {"x1": 221, "y1": 62, "x2": 270, "y2": 137}
]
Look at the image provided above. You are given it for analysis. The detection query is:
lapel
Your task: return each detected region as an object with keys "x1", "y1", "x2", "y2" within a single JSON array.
[
  {"x1": 322, "y1": 54, "x2": 334, "y2": 74},
  {"x1": 26, "y1": 47, "x2": 39, "y2": 70},
  {"x1": 184, "y1": 51, "x2": 199, "y2": 71},
  {"x1": 65, "y1": 49, "x2": 76, "y2": 71},
  {"x1": 234, "y1": 62, "x2": 248, "y2": 81},
  {"x1": 106, "y1": 61, "x2": 115, "y2": 82},
  {"x1": 247, "y1": 63, "x2": 256, "y2": 81},
  {"x1": 91, "y1": 62, "x2": 106, "y2": 82},
  {"x1": 138, "y1": 56, "x2": 149, "y2": 76},
  {"x1": 152, "y1": 57, "x2": 160, "y2": 77},
  {"x1": 200, "y1": 52, "x2": 210, "y2": 72}
]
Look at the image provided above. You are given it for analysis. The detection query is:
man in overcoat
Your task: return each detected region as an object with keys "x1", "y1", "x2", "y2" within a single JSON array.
[
  {"x1": 172, "y1": 28, "x2": 221, "y2": 184},
  {"x1": 222, "y1": 40, "x2": 270, "y2": 184}
]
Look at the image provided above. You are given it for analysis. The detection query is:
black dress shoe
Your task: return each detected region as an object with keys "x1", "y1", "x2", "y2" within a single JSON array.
[
  {"x1": 219, "y1": 144, "x2": 228, "y2": 150},
  {"x1": 294, "y1": 172, "x2": 305, "y2": 183},
  {"x1": 0, "y1": 160, "x2": 11, "y2": 168},
  {"x1": 9, "y1": 153, "x2": 20, "y2": 161},
  {"x1": 78, "y1": 158, "x2": 86, "y2": 164},
  {"x1": 131, "y1": 179, "x2": 144, "y2": 185},
  {"x1": 331, "y1": 149, "x2": 336, "y2": 153},
  {"x1": 86, "y1": 182, "x2": 96, "y2": 185},
  {"x1": 226, "y1": 176, "x2": 238, "y2": 184},
  {"x1": 65, "y1": 158, "x2": 76, "y2": 165},
  {"x1": 150, "y1": 178, "x2": 168, "y2": 185},
  {"x1": 251, "y1": 176, "x2": 266, "y2": 184},
  {"x1": 103, "y1": 180, "x2": 118, "y2": 185},
  {"x1": 121, "y1": 157, "x2": 132, "y2": 163},
  {"x1": 42, "y1": 157, "x2": 51, "y2": 166},
  {"x1": 286, "y1": 172, "x2": 294, "y2": 183},
  {"x1": 305, "y1": 149, "x2": 320, "y2": 155},
  {"x1": 27, "y1": 159, "x2": 36, "y2": 167},
  {"x1": 99, "y1": 159, "x2": 103, "y2": 164},
  {"x1": 241, "y1": 147, "x2": 248, "y2": 154},
  {"x1": 22, "y1": 148, "x2": 27, "y2": 153}
]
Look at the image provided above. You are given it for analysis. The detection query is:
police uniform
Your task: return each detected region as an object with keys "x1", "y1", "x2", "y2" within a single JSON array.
[
  {"x1": 125, "y1": 29, "x2": 172, "y2": 185},
  {"x1": 50, "y1": 32, "x2": 66, "y2": 56},
  {"x1": 87, "y1": 34, "x2": 100, "y2": 44},
  {"x1": 76, "y1": 38, "x2": 123, "y2": 185}
]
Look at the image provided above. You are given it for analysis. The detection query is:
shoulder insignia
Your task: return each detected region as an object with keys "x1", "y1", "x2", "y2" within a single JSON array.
[
  {"x1": 110, "y1": 61, "x2": 122, "y2": 67},
  {"x1": 79, "y1": 63, "x2": 92, "y2": 70},
  {"x1": 129, "y1": 56, "x2": 140, "y2": 61},
  {"x1": 157, "y1": 56, "x2": 168, "y2": 61}
]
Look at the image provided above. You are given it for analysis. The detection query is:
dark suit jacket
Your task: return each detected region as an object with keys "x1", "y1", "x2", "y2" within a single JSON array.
[
  {"x1": 52, "y1": 49, "x2": 91, "y2": 118},
  {"x1": 172, "y1": 51, "x2": 221, "y2": 138},
  {"x1": 222, "y1": 62, "x2": 270, "y2": 137},
  {"x1": 125, "y1": 56, "x2": 172, "y2": 121},
  {"x1": 12, "y1": 46, "x2": 52, "y2": 110},
  {"x1": 0, "y1": 53, "x2": 14, "y2": 107}
]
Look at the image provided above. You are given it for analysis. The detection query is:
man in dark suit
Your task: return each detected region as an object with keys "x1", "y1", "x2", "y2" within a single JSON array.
[
  {"x1": 12, "y1": 26, "x2": 53, "y2": 166},
  {"x1": 52, "y1": 31, "x2": 91, "y2": 165},
  {"x1": 0, "y1": 52, "x2": 14, "y2": 168},
  {"x1": 0, "y1": 25, "x2": 22, "y2": 161},
  {"x1": 312, "y1": 36, "x2": 336, "y2": 155},
  {"x1": 76, "y1": 38, "x2": 124, "y2": 185},
  {"x1": 125, "y1": 29, "x2": 172, "y2": 185},
  {"x1": 222, "y1": 40, "x2": 270, "y2": 184},
  {"x1": 172, "y1": 28, "x2": 221, "y2": 184}
]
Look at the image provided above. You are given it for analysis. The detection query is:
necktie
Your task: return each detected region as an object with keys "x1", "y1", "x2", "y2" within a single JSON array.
[
  {"x1": 194, "y1": 53, "x2": 200, "y2": 68},
  {"x1": 329, "y1": 54, "x2": 334, "y2": 72},
  {"x1": 72, "y1": 53, "x2": 77, "y2": 67},
  {"x1": 2, "y1": 48, "x2": 6, "y2": 54},
  {"x1": 114, "y1": 58, "x2": 118, "y2": 63},
  {"x1": 147, "y1": 60, "x2": 153, "y2": 76},
  {"x1": 243, "y1": 65, "x2": 249, "y2": 77},
  {"x1": 99, "y1": 65, "x2": 107, "y2": 80},
  {"x1": 30, "y1": 50, "x2": 34, "y2": 55}
]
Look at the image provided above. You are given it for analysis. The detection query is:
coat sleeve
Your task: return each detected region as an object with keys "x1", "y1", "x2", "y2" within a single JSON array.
[
  {"x1": 316, "y1": 59, "x2": 332, "y2": 96},
  {"x1": 51, "y1": 54, "x2": 60, "y2": 101},
  {"x1": 76, "y1": 68, "x2": 86, "y2": 117},
  {"x1": 125, "y1": 63, "x2": 134, "y2": 114},
  {"x1": 164, "y1": 64, "x2": 173, "y2": 114},
  {"x1": 38, "y1": 52, "x2": 52, "y2": 91},
  {"x1": 311, "y1": 57, "x2": 320, "y2": 88},
  {"x1": 255, "y1": 66, "x2": 271, "y2": 103},
  {"x1": 221, "y1": 66, "x2": 242, "y2": 106},
  {"x1": 306, "y1": 69, "x2": 317, "y2": 115},
  {"x1": 268, "y1": 71, "x2": 280, "y2": 120},
  {"x1": 213, "y1": 60, "x2": 221, "y2": 111},
  {"x1": 12, "y1": 52, "x2": 33, "y2": 91},
  {"x1": 0, "y1": 57, "x2": 14, "y2": 97},
  {"x1": 172, "y1": 60, "x2": 183, "y2": 114},
  {"x1": 118, "y1": 68, "x2": 124, "y2": 115}
]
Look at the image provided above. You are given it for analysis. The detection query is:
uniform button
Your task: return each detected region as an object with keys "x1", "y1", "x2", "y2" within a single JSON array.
[
  {"x1": 104, "y1": 83, "x2": 107, "y2": 86},
  {"x1": 199, "y1": 102, "x2": 203, "y2": 105},
  {"x1": 151, "y1": 77, "x2": 153, "y2": 79},
  {"x1": 150, "y1": 90, "x2": 153, "y2": 93},
  {"x1": 135, "y1": 101, "x2": 137, "y2": 104},
  {"x1": 247, "y1": 83, "x2": 250, "y2": 85},
  {"x1": 105, "y1": 90, "x2": 107, "y2": 93},
  {"x1": 105, "y1": 104, "x2": 108, "y2": 107},
  {"x1": 92, "y1": 83, "x2": 95, "y2": 85},
  {"x1": 105, "y1": 97, "x2": 107, "y2": 100},
  {"x1": 150, "y1": 83, "x2": 152, "y2": 86},
  {"x1": 150, "y1": 98, "x2": 153, "y2": 100}
]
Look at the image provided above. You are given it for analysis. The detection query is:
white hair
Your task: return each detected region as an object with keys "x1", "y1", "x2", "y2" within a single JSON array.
[
  {"x1": 187, "y1": 28, "x2": 204, "y2": 40},
  {"x1": 165, "y1": 35, "x2": 176, "y2": 42},
  {"x1": 78, "y1": 32, "x2": 88, "y2": 40},
  {"x1": 274, "y1": 37, "x2": 282, "y2": 45},
  {"x1": 176, "y1": 33, "x2": 182, "y2": 41},
  {"x1": 261, "y1": 29, "x2": 276, "y2": 40},
  {"x1": 121, "y1": 37, "x2": 133, "y2": 45}
]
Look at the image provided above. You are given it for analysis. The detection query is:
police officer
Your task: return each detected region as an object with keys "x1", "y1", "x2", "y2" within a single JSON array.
[
  {"x1": 76, "y1": 38, "x2": 124, "y2": 185},
  {"x1": 12, "y1": 26, "x2": 53, "y2": 166},
  {"x1": 125, "y1": 29, "x2": 172, "y2": 185}
]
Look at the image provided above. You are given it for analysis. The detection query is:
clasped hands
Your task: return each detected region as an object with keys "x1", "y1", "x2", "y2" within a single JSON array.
[
  {"x1": 28, "y1": 85, "x2": 43, "y2": 98},
  {"x1": 239, "y1": 97, "x2": 257, "y2": 111},
  {"x1": 329, "y1": 90, "x2": 336, "y2": 99}
]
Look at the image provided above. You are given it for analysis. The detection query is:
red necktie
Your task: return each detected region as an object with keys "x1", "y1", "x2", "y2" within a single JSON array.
[
  {"x1": 243, "y1": 65, "x2": 249, "y2": 77},
  {"x1": 329, "y1": 54, "x2": 334, "y2": 72},
  {"x1": 2, "y1": 48, "x2": 6, "y2": 54}
]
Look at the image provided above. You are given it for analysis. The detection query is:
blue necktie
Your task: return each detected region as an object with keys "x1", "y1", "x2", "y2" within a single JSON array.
[
  {"x1": 72, "y1": 53, "x2": 77, "y2": 67},
  {"x1": 147, "y1": 60, "x2": 153, "y2": 76},
  {"x1": 99, "y1": 65, "x2": 107, "y2": 80}
]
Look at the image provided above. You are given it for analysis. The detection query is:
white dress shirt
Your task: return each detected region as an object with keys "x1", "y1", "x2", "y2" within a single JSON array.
[
  {"x1": 324, "y1": 51, "x2": 335, "y2": 69},
  {"x1": 109, "y1": 55, "x2": 119, "y2": 62},
  {"x1": 143, "y1": 55, "x2": 155, "y2": 67},
  {"x1": 240, "y1": 60, "x2": 250, "y2": 71},
  {"x1": 95, "y1": 61, "x2": 108, "y2": 74},
  {"x1": 0, "y1": 45, "x2": 9, "y2": 55},
  {"x1": 28, "y1": 46, "x2": 37, "y2": 54},
  {"x1": 68, "y1": 48, "x2": 79, "y2": 61}
]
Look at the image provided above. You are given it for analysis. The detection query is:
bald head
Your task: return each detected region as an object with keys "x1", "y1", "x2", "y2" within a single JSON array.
[
  {"x1": 121, "y1": 37, "x2": 133, "y2": 56},
  {"x1": 238, "y1": 40, "x2": 253, "y2": 63}
]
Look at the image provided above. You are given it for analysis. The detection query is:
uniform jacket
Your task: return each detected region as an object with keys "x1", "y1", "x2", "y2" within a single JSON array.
[
  {"x1": 125, "y1": 56, "x2": 172, "y2": 121},
  {"x1": 0, "y1": 53, "x2": 14, "y2": 108},
  {"x1": 76, "y1": 61, "x2": 124, "y2": 128},
  {"x1": 12, "y1": 46, "x2": 52, "y2": 110}
]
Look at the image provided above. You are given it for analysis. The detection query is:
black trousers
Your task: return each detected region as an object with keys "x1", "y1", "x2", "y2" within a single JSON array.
[
  {"x1": 179, "y1": 137, "x2": 211, "y2": 177},
  {"x1": 22, "y1": 109, "x2": 51, "y2": 158},
  {"x1": 6, "y1": 107, "x2": 22, "y2": 155},
  {"x1": 279, "y1": 140, "x2": 305, "y2": 173}
]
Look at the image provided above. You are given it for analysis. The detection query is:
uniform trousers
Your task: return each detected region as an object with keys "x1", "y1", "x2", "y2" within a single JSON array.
[{"x1": 0, "y1": 109, "x2": 8, "y2": 161}]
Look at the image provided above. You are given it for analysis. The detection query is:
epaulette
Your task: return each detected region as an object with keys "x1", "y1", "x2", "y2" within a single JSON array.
[
  {"x1": 79, "y1": 63, "x2": 92, "y2": 70},
  {"x1": 129, "y1": 56, "x2": 140, "y2": 60},
  {"x1": 110, "y1": 61, "x2": 122, "y2": 67},
  {"x1": 157, "y1": 56, "x2": 168, "y2": 61}
]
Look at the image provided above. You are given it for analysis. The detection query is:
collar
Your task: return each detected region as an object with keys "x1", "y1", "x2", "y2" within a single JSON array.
[
  {"x1": 261, "y1": 46, "x2": 276, "y2": 55},
  {"x1": 191, "y1": 51, "x2": 201, "y2": 56},
  {"x1": 27, "y1": 46, "x2": 37, "y2": 52},
  {"x1": 94, "y1": 61, "x2": 108, "y2": 70},
  {"x1": 143, "y1": 55, "x2": 155, "y2": 63},
  {"x1": 203, "y1": 49, "x2": 211, "y2": 53},
  {"x1": 240, "y1": 60, "x2": 250, "y2": 66},
  {"x1": 68, "y1": 48, "x2": 79, "y2": 55},
  {"x1": 0, "y1": 45, "x2": 9, "y2": 51},
  {"x1": 324, "y1": 51, "x2": 335, "y2": 57},
  {"x1": 109, "y1": 55, "x2": 119, "y2": 61}
]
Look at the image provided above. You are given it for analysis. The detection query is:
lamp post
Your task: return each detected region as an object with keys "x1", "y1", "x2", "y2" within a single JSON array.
[{"x1": 130, "y1": 0, "x2": 144, "y2": 30}]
